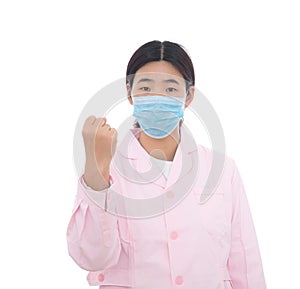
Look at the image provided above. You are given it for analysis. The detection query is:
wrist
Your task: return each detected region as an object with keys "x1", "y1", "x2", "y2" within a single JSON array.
[{"x1": 84, "y1": 163, "x2": 110, "y2": 189}]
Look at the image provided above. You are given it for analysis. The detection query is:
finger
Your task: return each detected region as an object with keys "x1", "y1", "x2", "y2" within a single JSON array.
[
  {"x1": 99, "y1": 117, "x2": 107, "y2": 126},
  {"x1": 94, "y1": 117, "x2": 106, "y2": 127},
  {"x1": 102, "y1": 124, "x2": 111, "y2": 132},
  {"x1": 85, "y1": 115, "x2": 96, "y2": 125}
]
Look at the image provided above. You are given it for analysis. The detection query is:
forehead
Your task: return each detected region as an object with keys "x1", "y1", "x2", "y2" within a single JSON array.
[{"x1": 133, "y1": 61, "x2": 185, "y2": 84}]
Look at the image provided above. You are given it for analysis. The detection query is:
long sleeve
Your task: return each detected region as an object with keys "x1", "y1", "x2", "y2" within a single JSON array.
[
  {"x1": 66, "y1": 174, "x2": 121, "y2": 272},
  {"x1": 227, "y1": 162, "x2": 267, "y2": 289}
]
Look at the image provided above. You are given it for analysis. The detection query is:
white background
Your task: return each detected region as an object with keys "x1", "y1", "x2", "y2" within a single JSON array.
[{"x1": 0, "y1": 0, "x2": 299, "y2": 288}]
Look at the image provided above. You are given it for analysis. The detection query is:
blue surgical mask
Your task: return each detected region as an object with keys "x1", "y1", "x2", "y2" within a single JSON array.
[{"x1": 132, "y1": 95, "x2": 185, "y2": 139}]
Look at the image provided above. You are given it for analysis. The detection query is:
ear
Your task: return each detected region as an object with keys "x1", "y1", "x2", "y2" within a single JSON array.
[
  {"x1": 126, "y1": 83, "x2": 133, "y2": 105},
  {"x1": 184, "y1": 86, "x2": 195, "y2": 108}
]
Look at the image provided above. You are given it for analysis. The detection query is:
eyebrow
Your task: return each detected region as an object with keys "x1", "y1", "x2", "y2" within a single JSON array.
[
  {"x1": 163, "y1": 79, "x2": 180, "y2": 85},
  {"x1": 136, "y1": 78, "x2": 180, "y2": 85},
  {"x1": 137, "y1": 78, "x2": 154, "y2": 84}
]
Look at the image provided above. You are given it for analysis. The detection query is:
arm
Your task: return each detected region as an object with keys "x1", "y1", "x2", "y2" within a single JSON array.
[
  {"x1": 66, "y1": 173, "x2": 121, "y2": 272},
  {"x1": 227, "y1": 162, "x2": 267, "y2": 289}
]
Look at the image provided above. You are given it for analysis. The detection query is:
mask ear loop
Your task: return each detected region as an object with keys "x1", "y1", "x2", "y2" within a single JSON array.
[
  {"x1": 179, "y1": 90, "x2": 185, "y2": 141},
  {"x1": 179, "y1": 86, "x2": 189, "y2": 143}
]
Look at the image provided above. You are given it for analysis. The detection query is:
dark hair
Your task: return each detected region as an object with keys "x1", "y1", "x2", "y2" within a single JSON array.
[
  {"x1": 126, "y1": 40, "x2": 195, "y2": 89},
  {"x1": 126, "y1": 40, "x2": 195, "y2": 128}
]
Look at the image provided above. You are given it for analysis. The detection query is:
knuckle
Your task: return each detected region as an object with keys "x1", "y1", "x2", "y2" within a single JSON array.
[{"x1": 86, "y1": 115, "x2": 96, "y2": 123}]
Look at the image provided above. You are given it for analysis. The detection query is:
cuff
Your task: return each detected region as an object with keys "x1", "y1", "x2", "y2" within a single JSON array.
[
  {"x1": 78, "y1": 174, "x2": 112, "y2": 209},
  {"x1": 81, "y1": 175, "x2": 112, "y2": 191}
]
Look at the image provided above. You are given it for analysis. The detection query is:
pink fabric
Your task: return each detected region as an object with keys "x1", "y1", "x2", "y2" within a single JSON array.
[{"x1": 66, "y1": 125, "x2": 267, "y2": 289}]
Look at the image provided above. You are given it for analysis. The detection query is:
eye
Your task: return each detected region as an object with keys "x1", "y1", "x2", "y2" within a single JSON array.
[
  {"x1": 166, "y1": 87, "x2": 177, "y2": 93},
  {"x1": 139, "y1": 87, "x2": 151, "y2": 92}
]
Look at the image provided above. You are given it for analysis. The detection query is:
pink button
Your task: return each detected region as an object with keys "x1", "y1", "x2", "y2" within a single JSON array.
[
  {"x1": 98, "y1": 273, "x2": 105, "y2": 282},
  {"x1": 166, "y1": 190, "x2": 174, "y2": 199},
  {"x1": 175, "y1": 275, "x2": 184, "y2": 285},
  {"x1": 170, "y1": 231, "x2": 178, "y2": 240}
]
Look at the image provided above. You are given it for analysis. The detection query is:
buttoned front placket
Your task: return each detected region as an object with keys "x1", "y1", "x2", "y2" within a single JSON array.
[{"x1": 162, "y1": 191, "x2": 185, "y2": 287}]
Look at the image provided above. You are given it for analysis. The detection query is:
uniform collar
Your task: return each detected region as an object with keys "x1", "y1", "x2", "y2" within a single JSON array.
[
  {"x1": 117, "y1": 124, "x2": 198, "y2": 159},
  {"x1": 113, "y1": 124, "x2": 199, "y2": 190}
]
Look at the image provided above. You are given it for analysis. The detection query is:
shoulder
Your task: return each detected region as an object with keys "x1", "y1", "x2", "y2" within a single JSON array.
[
  {"x1": 195, "y1": 143, "x2": 238, "y2": 184},
  {"x1": 196, "y1": 143, "x2": 236, "y2": 167}
]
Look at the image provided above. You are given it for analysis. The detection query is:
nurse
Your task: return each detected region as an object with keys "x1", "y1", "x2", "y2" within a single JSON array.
[{"x1": 67, "y1": 40, "x2": 267, "y2": 289}]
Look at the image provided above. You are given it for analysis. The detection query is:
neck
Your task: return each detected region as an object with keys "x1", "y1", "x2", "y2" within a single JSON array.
[{"x1": 138, "y1": 125, "x2": 181, "y2": 161}]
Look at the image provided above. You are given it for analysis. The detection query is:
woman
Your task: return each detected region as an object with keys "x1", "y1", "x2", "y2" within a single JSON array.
[{"x1": 67, "y1": 40, "x2": 267, "y2": 289}]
